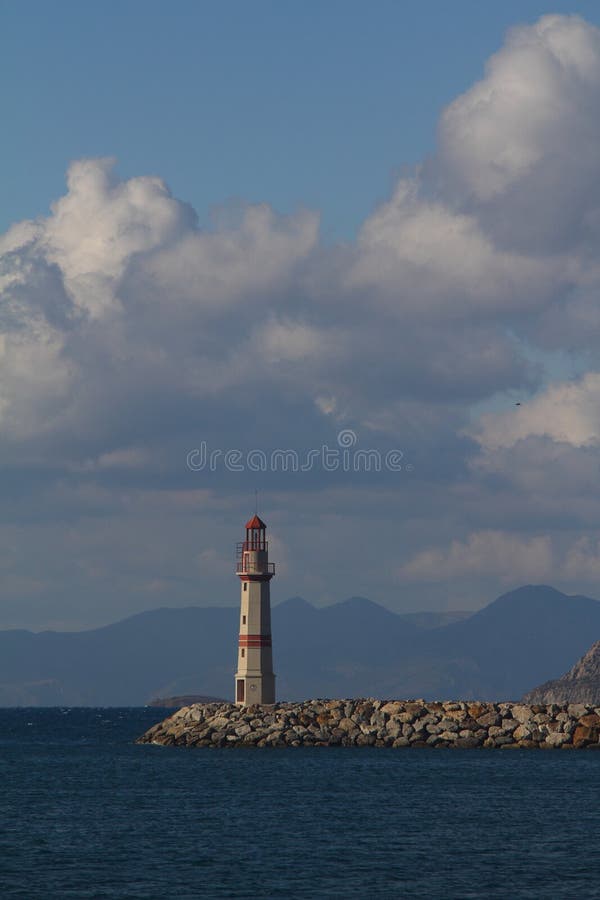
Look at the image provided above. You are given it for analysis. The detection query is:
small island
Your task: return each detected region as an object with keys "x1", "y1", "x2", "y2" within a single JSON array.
[
  {"x1": 137, "y1": 698, "x2": 600, "y2": 749},
  {"x1": 148, "y1": 694, "x2": 225, "y2": 708}
]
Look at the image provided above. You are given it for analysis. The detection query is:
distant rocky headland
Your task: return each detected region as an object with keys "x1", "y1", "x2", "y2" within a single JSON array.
[
  {"x1": 524, "y1": 641, "x2": 600, "y2": 706},
  {"x1": 137, "y1": 698, "x2": 600, "y2": 749}
]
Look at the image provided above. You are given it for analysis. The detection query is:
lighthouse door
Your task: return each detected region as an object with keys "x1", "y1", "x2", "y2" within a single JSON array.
[{"x1": 236, "y1": 679, "x2": 245, "y2": 703}]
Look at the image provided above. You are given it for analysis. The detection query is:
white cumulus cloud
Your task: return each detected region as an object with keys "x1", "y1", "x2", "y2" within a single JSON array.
[
  {"x1": 436, "y1": 15, "x2": 600, "y2": 254},
  {"x1": 473, "y1": 372, "x2": 600, "y2": 450},
  {"x1": 398, "y1": 530, "x2": 554, "y2": 583}
]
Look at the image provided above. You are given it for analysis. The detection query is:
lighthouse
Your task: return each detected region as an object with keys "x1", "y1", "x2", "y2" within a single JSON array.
[{"x1": 234, "y1": 514, "x2": 276, "y2": 706}]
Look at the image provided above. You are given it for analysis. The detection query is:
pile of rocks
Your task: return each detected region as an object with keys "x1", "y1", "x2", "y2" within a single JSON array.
[{"x1": 137, "y1": 698, "x2": 600, "y2": 749}]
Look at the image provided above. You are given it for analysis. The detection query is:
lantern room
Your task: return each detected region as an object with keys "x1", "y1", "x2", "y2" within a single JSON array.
[
  {"x1": 244, "y1": 514, "x2": 267, "y2": 551},
  {"x1": 236, "y1": 514, "x2": 275, "y2": 578}
]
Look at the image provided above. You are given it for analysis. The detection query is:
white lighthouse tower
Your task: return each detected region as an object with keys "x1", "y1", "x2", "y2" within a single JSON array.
[{"x1": 234, "y1": 514, "x2": 276, "y2": 706}]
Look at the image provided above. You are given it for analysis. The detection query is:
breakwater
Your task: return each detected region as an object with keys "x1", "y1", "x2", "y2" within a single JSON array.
[{"x1": 137, "y1": 699, "x2": 600, "y2": 748}]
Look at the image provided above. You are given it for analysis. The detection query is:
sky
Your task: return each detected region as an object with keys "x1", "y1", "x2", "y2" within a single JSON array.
[{"x1": 4, "y1": 2, "x2": 600, "y2": 629}]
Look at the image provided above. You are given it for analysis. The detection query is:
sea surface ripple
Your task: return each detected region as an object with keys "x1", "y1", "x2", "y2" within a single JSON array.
[{"x1": 1, "y1": 708, "x2": 599, "y2": 898}]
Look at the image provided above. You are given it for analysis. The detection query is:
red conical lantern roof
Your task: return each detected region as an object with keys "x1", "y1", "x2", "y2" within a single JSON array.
[{"x1": 245, "y1": 514, "x2": 266, "y2": 529}]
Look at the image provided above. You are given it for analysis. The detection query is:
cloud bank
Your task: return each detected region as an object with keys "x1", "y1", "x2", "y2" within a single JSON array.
[{"x1": 3, "y1": 15, "x2": 600, "y2": 626}]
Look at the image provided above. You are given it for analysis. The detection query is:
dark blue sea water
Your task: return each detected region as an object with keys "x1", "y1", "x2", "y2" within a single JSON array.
[{"x1": 1, "y1": 708, "x2": 600, "y2": 899}]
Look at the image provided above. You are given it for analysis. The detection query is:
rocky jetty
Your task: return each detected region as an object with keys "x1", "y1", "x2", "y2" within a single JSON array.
[
  {"x1": 137, "y1": 698, "x2": 600, "y2": 749},
  {"x1": 524, "y1": 640, "x2": 600, "y2": 705}
]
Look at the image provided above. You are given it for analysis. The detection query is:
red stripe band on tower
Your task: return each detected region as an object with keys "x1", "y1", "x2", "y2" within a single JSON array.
[{"x1": 238, "y1": 634, "x2": 272, "y2": 647}]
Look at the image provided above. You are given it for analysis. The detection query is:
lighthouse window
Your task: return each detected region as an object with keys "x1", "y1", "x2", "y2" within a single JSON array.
[
  {"x1": 242, "y1": 615, "x2": 246, "y2": 624},
  {"x1": 241, "y1": 649, "x2": 245, "y2": 658},
  {"x1": 243, "y1": 583, "x2": 247, "y2": 592}
]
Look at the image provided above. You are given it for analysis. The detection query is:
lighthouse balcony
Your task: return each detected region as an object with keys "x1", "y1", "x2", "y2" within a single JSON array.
[
  {"x1": 236, "y1": 542, "x2": 275, "y2": 575},
  {"x1": 236, "y1": 558, "x2": 276, "y2": 575}
]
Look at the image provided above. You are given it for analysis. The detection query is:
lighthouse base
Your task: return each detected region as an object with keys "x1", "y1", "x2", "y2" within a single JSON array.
[{"x1": 234, "y1": 673, "x2": 275, "y2": 706}]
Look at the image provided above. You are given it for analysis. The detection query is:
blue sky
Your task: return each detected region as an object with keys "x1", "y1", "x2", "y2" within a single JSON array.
[
  {"x1": 4, "y1": 0, "x2": 600, "y2": 240},
  {"x1": 4, "y1": 4, "x2": 600, "y2": 630}
]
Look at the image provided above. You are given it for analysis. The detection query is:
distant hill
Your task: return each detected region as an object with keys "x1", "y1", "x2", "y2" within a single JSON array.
[
  {"x1": 0, "y1": 606, "x2": 238, "y2": 706},
  {"x1": 523, "y1": 640, "x2": 600, "y2": 705},
  {"x1": 415, "y1": 585, "x2": 600, "y2": 701},
  {"x1": 0, "y1": 585, "x2": 599, "y2": 705}
]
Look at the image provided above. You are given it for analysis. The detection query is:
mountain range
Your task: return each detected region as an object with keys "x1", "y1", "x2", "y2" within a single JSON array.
[{"x1": 1, "y1": 585, "x2": 599, "y2": 706}]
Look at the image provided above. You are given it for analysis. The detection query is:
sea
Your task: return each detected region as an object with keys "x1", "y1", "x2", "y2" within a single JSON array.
[{"x1": 1, "y1": 707, "x2": 600, "y2": 899}]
